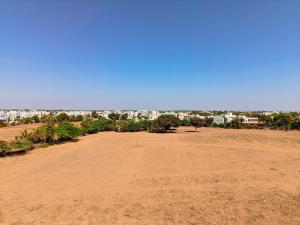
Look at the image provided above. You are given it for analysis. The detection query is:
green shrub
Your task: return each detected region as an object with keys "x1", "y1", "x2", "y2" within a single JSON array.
[
  {"x1": 190, "y1": 117, "x2": 203, "y2": 130},
  {"x1": 139, "y1": 120, "x2": 152, "y2": 131},
  {"x1": 56, "y1": 113, "x2": 70, "y2": 122},
  {"x1": 55, "y1": 122, "x2": 80, "y2": 141},
  {"x1": 75, "y1": 115, "x2": 84, "y2": 121},
  {"x1": 93, "y1": 118, "x2": 113, "y2": 132},
  {"x1": 28, "y1": 123, "x2": 56, "y2": 144},
  {"x1": 149, "y1": 120, "x2": 167, "y2": 133},
  {"x1": 149, "y1": 115, "x2": 180, "y2": 133},
  {"x1": 226, "y1": 119, "x2": 243, "y2": 129},
  {"x1": 9, "y1": 139, "x2": 33, "y2": 152},
  {"x1": 180, "y1": 118, "x2": 190, "y2": 126},
  {"x1": 0, "y1": 140, "x2": 10, "y2": 156},
  {"x1": 80, "y1": 117, "x2": 98, "y2": 134},
  {"x1": 117, "y1": 120, "x2": 141, "y2": 132}
]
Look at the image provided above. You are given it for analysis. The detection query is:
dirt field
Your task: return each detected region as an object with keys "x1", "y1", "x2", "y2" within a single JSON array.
[
  {"x1": 0, "y1": 127, "x2": 300, "y2": 225},
  {"x1": 0, "y1": 123, "x2": 42, "y2": 141}
]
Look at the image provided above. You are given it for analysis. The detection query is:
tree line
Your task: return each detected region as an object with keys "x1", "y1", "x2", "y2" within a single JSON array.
[{"x1": 0, "y1": 114, "x2": 181, "y2": 157}]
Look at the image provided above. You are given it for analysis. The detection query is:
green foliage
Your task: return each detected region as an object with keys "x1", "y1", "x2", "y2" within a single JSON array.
[
  {"x1": 0, "y1": 140, "x2": 10, "y2": 156},
  {"x1": 139, "y1": 120, "x2": 152, "y2": 131},
  {"x1": 9, "y1": 139, "x2": 33, "y2": 150},
  {"x1": 190, "y1": 117, "x2": 203, "y2": 130},
  {"x1": 180, "y1": 118, "x2": 190, "y2": 126},
  {"x1": 291, "y1": 119, "x2": 300, "y2": 130},
  {"x1": 20, "y1": 117, "x2": 32, "y2": 124},
  {"x1": 55, "y1": 122, "x2": 80, "y2": 141},
  {"x1": 204, "y1": 117, "x2": 214, "y2": 127},
  {"x1": 56, "y1": 113, "x2": 70, "y2": 122},
  {"x1": 108, "y1": 113, "x2": 121, "y2": 122},
  {"x1": 117, "y1": 120, "x2": 141, "y2": 132},
  {"x1": 31, "y1": 115, "x2": 40, "y2": 123},
  {"x1": 80, "y1": 117, "x2": 97, "y2": 134},
  {"x1": 91, "y1": 111, "x2": 99, "y2": 118},
  {"x1": 92, "y1": 117, "x2": 113, "y2": 132},
  {"x1": 25, "y1": 123, "x2": 56, "y2": 144},
  {"x1": 273, "y1": 113, "x2": 292, "y2": 130},
  {"x1": 226, "y1": 119, "x2": 243, "y2": 129},
  {"x1": 121, "y1": 113, "x2": 129, "y2": 120},
  {"x1": 149, "y1": 115, "x2": 180, "y2": 133},
  {"x1": 40, "y1": 113, "x2": 56, "y2": 123},
  {"x1": 75, "y1": 115, "x2": 84, "y2": 121}
]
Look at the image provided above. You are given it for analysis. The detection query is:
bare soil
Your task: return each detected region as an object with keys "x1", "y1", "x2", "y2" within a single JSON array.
[
  {"x1": 0, "y1": 127, "x2": 299, "y2": 225},
  {"x1": 0, "y1": 123, "x2": 42, "y2": 141}
]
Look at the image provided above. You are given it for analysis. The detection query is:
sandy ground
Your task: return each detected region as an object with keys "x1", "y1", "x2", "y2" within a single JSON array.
[
  {"x1": 0, "y1": 123, "x2": 42, "y2": 141},
  {"x1": 0, "y1": 127, "x2": 300, "y2": 225}
]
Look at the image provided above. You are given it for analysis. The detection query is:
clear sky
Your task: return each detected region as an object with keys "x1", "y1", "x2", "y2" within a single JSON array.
[{"x1": 0, "y1": 0, "x2": 299, "y2": 110}]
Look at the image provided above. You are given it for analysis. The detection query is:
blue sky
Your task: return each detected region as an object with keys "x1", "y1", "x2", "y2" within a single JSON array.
[{"x1": 0, "y1": 0, "x2": 299, "y2": 110}]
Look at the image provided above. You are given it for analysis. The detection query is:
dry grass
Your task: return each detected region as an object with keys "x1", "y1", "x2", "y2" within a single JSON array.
[{"x1": 0, "y1": 127, "x2": 300, "y2": 225}]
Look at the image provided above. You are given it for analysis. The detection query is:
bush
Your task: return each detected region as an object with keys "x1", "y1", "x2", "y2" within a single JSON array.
[
  {"x1": 92, "y1": 117, "x2": 113, "y2": 132},
  {"x1": 91, "y1": 111, "x2": 99, "y2": 119},
  {"x1": 31, "y1": 115, "x2": 40, "y2": 123},
  {"x1": 75, "y1": 115, "x2": 84, "y2": 121},
  {"x1": 149, "y1": 115, "x2": 180, "y2": 133},
  {"x1": 10, "y1": 139, "x2": 33, "y2": 150},
  {"x1": 56, "y1": 113, "x2": 70, "y2": 122},
  {"x1": 139, "y1": 120, "x2": 152, "y2": 131},
  {"x1": 291, "y1": 119, "x2": 300, "y2": 130},
  {"x1": 26, "y1": 123, "x2": 56, "y2": 144},
  {"x1": 108, "y1": 113, "x2": 121, "y2": 123},
  {"x1": 55, "y1": 122, "x2": 80, "y2": 141},
  {"x1": 149, "y1": 120, "x2": 167, "y2": 133},
  {"x1": 190, "y1": 117, "x2": 203, "y2": 130},
  {"x1": 180, "y1": 119, "x2": 190, "y2": 126},
  {"x1": 0, "y1": 140, "x2": 10, "y2": 156},
  {"x1": 80, "y1": 117, "x2": 97, "y2": 134},
  {"x1": 117, "y1": 120, "x2": 141, "y2": 132},
  {"x1": 158, "y1": 115, "x2": 180, "y2": 129},
  {"x1": 226, "y1": 119, "x2": 243, "y2": 129}
]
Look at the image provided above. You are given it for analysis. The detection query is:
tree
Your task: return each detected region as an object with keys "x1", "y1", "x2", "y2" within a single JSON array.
[
  {"x1": 91, "y1": 111, "x2": 99, "y2": 119},
  {"x1": 273, "y1": 113, "x2": 292, "y2": 130},
  {"x1": 56, "y1": 113, "x2": 70, "y2": 122},
  {"x1": 0, "y1": 140, "x2": 10, "y2": 156},
  {"x1": 92, "y1": 117, "x2": 113, "y2": 132},
  {"x1": 27, "y1": 123, "x2": 56, "y2": 144},
  {"x1": 121, "y1": 113, "x2": 128, "y2": 120},
  {"x1": 149, "y1": 115, "x2": 180, "y2": 133},
  {"x1": 80, "y1": 117, "x2": 97, "y2": 134},
  {"x1": 190, "y1": 117, "x2": 203, "y2": 131},
  {"x1": 139, "y1": 120, "x2": 152, "y2": 131},
  {"x1": 180, "y1": 118, "x2": 190, "y2": 126},
  {"x1": 75, "y1": 115, "x2": 84, "y2": 121},
  {"x1": 31, "y1": 115, "x2": 40, "y2": 123},
  {"x1": 117, "y1": 120, "x2": 141, "y2": 132},
  {"x1": 204, "y1": 117, "x2": 214, "y2": 127},
  {"x1": 108, "y1": 113, "x2": 121, "y2": 123},
  {"x1": 55, "y1": 122, "x2": 80, "y2": 141},
  {"x1": 226, "y1": 119, "x2": 243, "y2": 129}
]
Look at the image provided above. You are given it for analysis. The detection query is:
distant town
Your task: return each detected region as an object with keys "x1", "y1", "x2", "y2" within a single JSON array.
[{"x1": 0, "y1": 109, "x2": 297, "y2": 125}]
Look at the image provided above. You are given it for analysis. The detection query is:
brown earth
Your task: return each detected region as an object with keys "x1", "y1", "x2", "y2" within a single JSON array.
[
  {"x1": 0, "y1": 123, "x2": 42, "y2": 141},
  {"x1": 0, "y1": 127, "x2": 300, "y2": 225}
]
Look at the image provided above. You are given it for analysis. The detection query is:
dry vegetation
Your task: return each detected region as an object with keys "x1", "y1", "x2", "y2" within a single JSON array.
[{"x1": 0, "y1": 127, "x2": 300, "y2": 225}]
